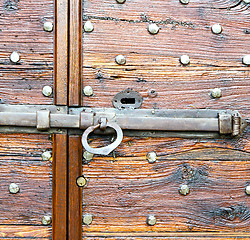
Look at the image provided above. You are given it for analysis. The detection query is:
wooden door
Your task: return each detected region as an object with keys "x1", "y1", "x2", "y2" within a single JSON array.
[{"x1": 0, "y1": 0, "x2": 249, "y2": 239}]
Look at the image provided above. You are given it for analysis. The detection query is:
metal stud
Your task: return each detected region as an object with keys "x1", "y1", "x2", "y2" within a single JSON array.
[
  {"x1": 148, "y1": 89, "x2": 158, "y2": 98},
  {"x1": 84, "y1": 21, "x2": 94, "y2": 32},
  {"x1": 211, "y1": 24, "x2": 222, "y2": 34},
  {"x1": 76, "y1": 176, "x2": 87, "y2": 187},
  {"x1": 41, "y1": 151, "x2": 52, "y2": 161},
  {"x1": 83, "y1": 151, "x2": 94, "y2": 161},
  {"x1": 116, "y1": 0, "x2": 126, "y2": 3},
  {"x1": 179, "y1": 0, "x2": 189, "y2": 4},
  {"x1": 245, "y1": 185, "x2": 250, "y2": 195},
  {"x1": 180, "y1": 55, "x2": 190, "y2": 65},
  {"x1": 42, "y1": 216, "x2": 52, "y2": 225},
  {"x1": 148, "y1": 23, "x2": 160, "y2": 35},
  {"x1": 147, "y1": 151, "x2": 157, "y2": 163},
  {"x1": 10, "y1": 51, "x2": 20, "y2": 63},
  {"x1": 211, "y1": 88, "x2": 222, "y2": 98},
  {"x1": 146, "y1": 215, "x2": 157, "y2": 226},
  {"x1": 179, "y1": 184, "x2": 190, "y2": 195},
  {"x1": 9, "y1": 183, "x2": 20, "y2": 194},
  {"x1": 42, "y1": 86, "x2": 53, "y2": 97},
  {"x1": 83, "y1": 86, "x2": 93, "y2": 96},
  {"x1": 83, "y1": 214, "x2": 93, "y2": 225},
  {"x1": 43, "y1": 22, "x2": 53, "y2": 32},
  {"x1": 242, "y1": 55, "x2": 250, "y2": 65},
  {"x1": 115, "y1": 55, "x2": 126, "y2": 65}
]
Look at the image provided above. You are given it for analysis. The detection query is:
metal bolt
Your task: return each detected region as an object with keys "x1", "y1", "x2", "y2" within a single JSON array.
[
  {"x1": 245, "y1": 185, "x2": 250, "y2": 195},
  {"x1": 83, "y1": 86, "x2": 93, "y2": 96},
  {"x1": 41, "y1": 151, "x2": 52, "y2": 161},
  {"x1": 148, "y1": 23, "x2": 160, "y2": 35},
  {"x1": 42, "y1": 216, "x2": 52, "y2": 225},
  {"x1": 83, "y1": 214, "x2": 93, "y2": 225},
  {"x1": 116, "y1": 0, "x2": 126, "y2": 3},
  {"x1": 9, "y1": 183, "x2": 20, "y2": 194},
  {"x1": 242, "y1": 55, "x2": 250, "y2": 65},
  {"x1": 179, "y1": 0, "x2": 189, "y2": 4},
  {"x1": 84, "y1": 21, "x2": 94, "y2": 32},
  {"x1": 76, "y1": 176, "x2": 87, "y2": 187},
  {"x1": 243, "y1": 0, "x2": 250, "y2": 3},
  {"x1": 211, "y1": 88, "x2": 222, "y2": 98},
  {"x1": 42, "y1": 86, "x2": 53, "y2": 97},
  {"x1": 148, "y1": 89, "x2": 158, "y2": 98},
  {"x1": 146, "y1": 215, "x2": 157, "y2": 226},
  {"x1": 179, "y1": 184, "x2": 190, "y2": 195},
  {"x1": 10, "y1": 51, "x2": 20, "y2": 63},
  {"x1": 180, "y1": 55, "x2": 190, "y2": 65},
  {"x1": 43, "y1": 22, "x2": 53, "y2": 32},
  {"x1": 115, "y1": 55, "x2": 126, "y2": 65},
  {"x1": 83, "y1": 151, "x2": 94, "y2": 161},
  {"x1": 147, "y1": 151, "x2": 157, "y2": 163},
  {"x1": 211, "y1": 24, "x2": 222, "y2": 34}
]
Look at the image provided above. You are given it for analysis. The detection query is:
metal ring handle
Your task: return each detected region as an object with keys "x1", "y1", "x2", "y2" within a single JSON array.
[{"x1": 82, "y1": 122, "x2": 123, "y2": 155}]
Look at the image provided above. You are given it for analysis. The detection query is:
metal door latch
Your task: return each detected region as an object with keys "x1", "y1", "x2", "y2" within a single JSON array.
[{"x1": 0, "y1": 104, "x2": 248, "y2": 155}]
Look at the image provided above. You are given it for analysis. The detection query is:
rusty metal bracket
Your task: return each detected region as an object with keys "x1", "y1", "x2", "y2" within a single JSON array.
[{"x1": 0, "y1": 104, "x2": 248, "y2": 155}]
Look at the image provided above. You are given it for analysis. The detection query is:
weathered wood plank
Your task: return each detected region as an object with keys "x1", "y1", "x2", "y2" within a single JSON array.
[
  {"x1": 0, "y1": 225, "x2": 51, "y2": 239},
  {"x1": 82, "y1": 159, "x2": 250, "y2": 232},
  {"x1": 0, "y1": 0, "x2": 54, "y2": 104}
]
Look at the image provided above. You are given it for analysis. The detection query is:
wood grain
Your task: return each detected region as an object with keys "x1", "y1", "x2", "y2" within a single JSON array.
[
  {"x1": 68, "y1": 135, "x2": 83, "y2": 240},
  {"x1": 82, "y1": 0, "x2": 250, "y2": 117},
  {"x1": 0, "y1": 225, "x2": 51, "y2": 239},
  {"x1": 54, "y1": 0, "x2": 68, "y2": 105},
  {"x1": 69, "y1": 0, "x2": 82, "y2": 106},
  {"x1": 52, "y1": 134, "x2": 67, "y2": 240},
  {"x1": 0, "y1": 0, "x2": 54, "y2": 105}
]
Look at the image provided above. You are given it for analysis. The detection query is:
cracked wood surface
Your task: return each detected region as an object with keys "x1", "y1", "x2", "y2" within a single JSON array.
[
  {"x1": 82, "y1": 0, "x2": 250, "y2": 237},
  {"x1": 0, "y1": 134, "x2": 52, "y2": 239},
  {"x1": 0, "y1": 0, "x2": 54, "y2": 105}
]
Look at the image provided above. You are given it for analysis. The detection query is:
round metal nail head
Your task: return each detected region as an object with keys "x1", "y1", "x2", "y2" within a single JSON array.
[
  {"x1": 43, "y1": 22, "x2": 53, "y2": 32},
  {"x1": 242, "y1": 55, "x2": 250, "y2": 65},
  {"x1": 148, "y1": 23, "x2": 159, "y2": 35},
  {"x1": 42, "y1": 86, "x2": 53, "y2": 97},
  {"x1": 146, "y1": 215, "x2": 157, "y2": 226},
  {"x1": 76, "y1": 176, "x2": 87, "y2": 187},
  {"x1": 179, "y1": 0, "x2": 189, "y2": 4},
  {"x1": 211, "y1": 24, "x2": 222, "y2": 34},
  {"x1": 42, "y1": 216, "x2": 52, "y2": 225},
  {"x1": 246, "y1": 185, "x2": 250, "y2": 195},
  {"x1": 116, "y1": 0, "x2": 126, "y2": 3},
  {"x1": 180, "y1": 55, "x2": 190, "y2": 65},
  {"x1": 83, "y1": 151, "x2": 94, "y2": 161},
  {"x1": 115, "y1": 55, "x2": 126, "y2": 65},
  {"x1": 10, "y1": 51, "x2": 20, "y2": 63},
  {"x1": 147, "y1": 152, "x2": 157, "y2": 163},
  {"x1": 83, "y1": 86, "x2": 93, "y2": 96},
  {"x1": 83, "y1": 214, "x2": 93, "y2": 225},
  {"x1": 211, "y1": 88, "x2": 222, "y2": 98},
  {"x1": 179, "y1": 184, "x2": 190, "y2": 195},
  {"x1": 84, "y1": 21, "x2": 94, "y2": 32},
  {"x1": 9, "y1": 183, "x2": 20, "y2": 194},
  {"x1": 41, "y1": 151, "x2": 52, "y2": 161}
]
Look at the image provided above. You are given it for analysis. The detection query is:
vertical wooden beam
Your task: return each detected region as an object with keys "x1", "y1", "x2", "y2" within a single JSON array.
[
  {"x1": 54, "y1": 0, "x2": 68, "y2": 105},
  {"x1": 68, "y1": 136, "x2": 83, "y2": 239},
  {"x1": 52, "y1": 134, "x2": 68, "y2": 240},
  {"x1": 68, "y1": 0, "x2": 82, "y2": 106}
]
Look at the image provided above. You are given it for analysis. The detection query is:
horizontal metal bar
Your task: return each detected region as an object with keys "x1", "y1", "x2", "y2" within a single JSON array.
[{"x1": 0, "y1": 104, "x2": 246, "y2": 137}]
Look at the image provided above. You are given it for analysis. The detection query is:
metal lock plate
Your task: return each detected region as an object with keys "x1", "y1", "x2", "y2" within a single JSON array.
[{"x1": 112, "y1": 89, "x2": 143, "y2": 109}]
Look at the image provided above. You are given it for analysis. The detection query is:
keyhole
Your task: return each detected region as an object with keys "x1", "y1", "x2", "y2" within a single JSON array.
[{"x1": 120, "y1": 98, "x2": 136, "y2": 104}]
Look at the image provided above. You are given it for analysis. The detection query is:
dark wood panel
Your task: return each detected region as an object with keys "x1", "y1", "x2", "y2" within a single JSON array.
[
  {"x1": 82, "y1": 158, "x2": 250, "y2": 232},
  {"x1": 0, "y1": 225, "x2": 51, "y2": 239},
  {"x1": 0, "y1": 0, "x2": 54, "y2": 104},
  {"x1": 68, "y1": 136, "x2": 83, "y2": 239},
  {"x1": 52, "y1": 134, "x2": 67, "y2": 240}
]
